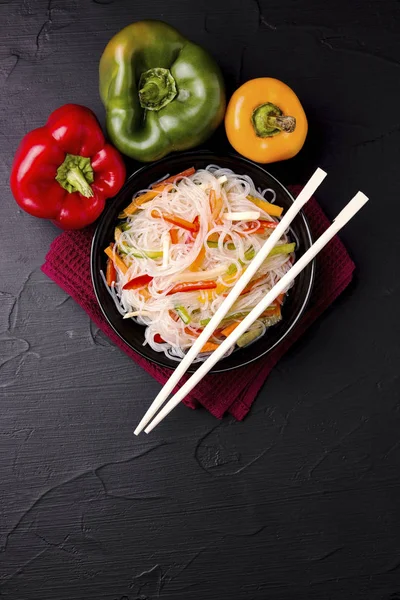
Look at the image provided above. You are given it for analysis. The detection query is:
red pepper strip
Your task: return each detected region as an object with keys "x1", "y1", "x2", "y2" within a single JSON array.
[
  {"x1": 154, "y1": 334, "x2": 165, "y2": 344},
  {"x1": 151, "y1": 210, "x2": 199, "y2": 233},
  {"x1": 10, "y1": 104, "x2": 126, "y2": 230},
  {"x1": 167, "y1": 281, "x2": 217, "y2": 295},
  {"x1": 151, "y1": 167, "x2": 195, "y2": 187},
  {"x1": 123, "y1": 274, "x2": 153, "y2": 290},
  {"x1": 106, "y1": 258, "x2": 117, "y2": 286},
  {"x1": 242, "y1": 220, "x2": 278, "y2": 233},
  {"x1": 190, "y1": 215, "x2": 201, "y2": 241}
]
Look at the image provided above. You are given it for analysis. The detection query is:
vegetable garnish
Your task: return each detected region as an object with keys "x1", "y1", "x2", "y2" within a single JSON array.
[
  {"x1": 10, "y1": 104, "x2": 126, "y2": 230},
  {"x1": 175, "y1": 306, "x2": 191, "y2": 324},
  {"x1": 225, "y1": 78, "x2": 308, "y2": 164},
  {"x1": 123, "y1": 274, "x2": 153, "y2": 290},
  {"x1": 100, "y1": 21, "x2": 226, "y2": 162},
  {"x1": 268, "y1": 243, "x2": 296, "y2": 257}
]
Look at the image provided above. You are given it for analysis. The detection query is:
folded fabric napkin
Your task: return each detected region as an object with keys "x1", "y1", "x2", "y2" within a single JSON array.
[{"x1": 42, "y1": 186, "x2": 355, "y2": 420}]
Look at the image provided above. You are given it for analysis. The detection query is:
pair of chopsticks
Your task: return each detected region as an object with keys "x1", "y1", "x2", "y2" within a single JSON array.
[{"x1": 135, "y1": 168, "x2": 368, "y2": 435}]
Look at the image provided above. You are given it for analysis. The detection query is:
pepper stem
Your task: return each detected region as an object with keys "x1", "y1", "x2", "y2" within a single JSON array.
[
  {"x1": 66, "y1": 167, "x2": 94, "y2": 198},
  {"x1": 252, "y1": 102, "x2": 296, "y2": 138},
  {"x1": 55, "y1": 153, "x2": 94, "y2": 197},
  {"x1": 138, "y1": 67, "x2": 177, "y2": 111}
]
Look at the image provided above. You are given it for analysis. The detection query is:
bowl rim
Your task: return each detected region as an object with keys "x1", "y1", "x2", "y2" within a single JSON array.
[{"x1": 90, "y1": 150, "x2": 315, "y2": 373}]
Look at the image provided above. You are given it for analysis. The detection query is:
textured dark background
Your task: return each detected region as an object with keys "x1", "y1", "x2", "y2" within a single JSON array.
[{"x1": 1, "y1": 1, "x2": 400, "y2": 599}]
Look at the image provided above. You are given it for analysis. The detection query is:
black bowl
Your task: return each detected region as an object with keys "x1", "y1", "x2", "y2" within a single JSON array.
[{"x1": 91, "y1": 151, "x2": 315, "y2": 373}]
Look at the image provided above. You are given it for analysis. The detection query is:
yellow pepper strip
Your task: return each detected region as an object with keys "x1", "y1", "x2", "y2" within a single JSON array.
[
  {"x1": 189, "y1": 245, "x2": 206, "y2": 272},
  {"x1": 104, "y1": 244, "x2": 128, "y2": 274},
  {"x1": 197, "y1": 289, "x2": 214, "y2": 304},
  {"x1": 248, "y1": 195, "x2": 283, "y2": 217}
]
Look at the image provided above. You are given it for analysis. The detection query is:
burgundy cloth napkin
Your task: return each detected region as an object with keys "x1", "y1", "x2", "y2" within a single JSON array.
[{"x1": 42, "y1": 186, "x2": 355, "y2": 420}]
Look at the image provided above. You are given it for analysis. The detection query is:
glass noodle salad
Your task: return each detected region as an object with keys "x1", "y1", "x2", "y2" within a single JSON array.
[{"x1": 103, "y1": 165, "x2": 295, "y2": 362}]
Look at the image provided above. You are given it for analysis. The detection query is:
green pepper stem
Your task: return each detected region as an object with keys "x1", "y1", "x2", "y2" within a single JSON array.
[
  {"x1": 252, "y1": 102, "x2": 296, "y2": 138},
  {"x1": 138, "y1": 67, "x2": 177, "y2": 111},
  {"x1": 139, "y1": 82, "x2": 159, "y2": 103},
  {"x1": 66, "y1": 167, "x2": 94, "y2": 198}
]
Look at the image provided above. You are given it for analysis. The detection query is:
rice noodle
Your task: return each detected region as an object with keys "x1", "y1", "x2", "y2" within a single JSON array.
[{"x1": 106, "y1": 165, "x2": 295, "y2": 362}]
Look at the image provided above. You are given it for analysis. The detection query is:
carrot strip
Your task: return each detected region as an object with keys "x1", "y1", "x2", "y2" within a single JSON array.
[
  {"x1": 104, "y1": 244, "x2": 128, "y2": 275},
  {"x1": 221, "y1": 321, "x2": 241, "y2": 337},
  {"x1": 276, "y1": 293, "x2": 285, "y2": 305},
  {"x1": 151, "y1": 210, "x2": 199, "y2": 233},
  {"x1": 200, "y1": 341, "x2": 219, "y2": 353},
  {"x1": 105, "y1": 258, "x2": 117, "y2": 286},
  {"x1": 170, "y1": 229, "x2": 179, "y2": 244},
  {"x1": 210, "y1": 190, "x2": 223, "y2": 222},
  {"x1": 152, "y1": 167, "x2": 195, "y2": 187},
  {"x1": 119, "y1": 183, "x2": 173, "y2": 217}
]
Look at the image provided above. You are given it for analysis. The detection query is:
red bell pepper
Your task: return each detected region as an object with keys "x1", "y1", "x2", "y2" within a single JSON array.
[
  {"x1": 154, "y1": 334, "x2": 166, "y2": 344},
  {"x1": 167, "y1": 280, "x2": 217, "y2": 295},
  {"x1": 242, "y1": 220, "x2": 278, "y2": 233},
  {"x1": 123, "y1": 274, "x2": 153, "y2": 290},
  {"x1": 10, "y1": 104, "x2": 126, "y2": 230},
  {"x1": 106, "y1": 258, "x2": 117, "y2": 286}
]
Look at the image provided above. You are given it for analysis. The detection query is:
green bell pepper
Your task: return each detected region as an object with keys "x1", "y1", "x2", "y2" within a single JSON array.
[{"x1": 99, "y1": 20, "x2": 226, "y2": 162}]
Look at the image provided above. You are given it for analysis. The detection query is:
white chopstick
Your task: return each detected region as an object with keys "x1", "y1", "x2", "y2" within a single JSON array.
[
  {"x1": 144, "y1": 191, "x2": 369, "y2": 434},
  {"x1": 134, "y1": 168, "x2": 327, "y2": 436}
]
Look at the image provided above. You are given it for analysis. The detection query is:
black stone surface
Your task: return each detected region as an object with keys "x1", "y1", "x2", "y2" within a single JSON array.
[{"x1": 1, "y1": 1, "x2": 400, "y2": 599}]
